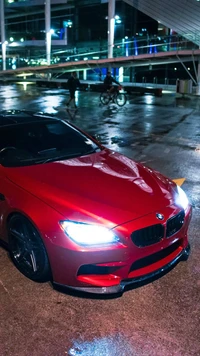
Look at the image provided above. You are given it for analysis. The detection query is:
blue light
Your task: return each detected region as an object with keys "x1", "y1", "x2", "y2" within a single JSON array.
[
  {"x1": 125, "y1": 41, "x2": 129, "y2": 56},
  {"x1": 134, "y1": 38, "x2": 138, "y2": 56}
]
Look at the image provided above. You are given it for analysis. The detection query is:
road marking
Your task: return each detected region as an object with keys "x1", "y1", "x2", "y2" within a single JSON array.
[{"x1": 172, "y1": 178, "x2": 186, "y2": 186}]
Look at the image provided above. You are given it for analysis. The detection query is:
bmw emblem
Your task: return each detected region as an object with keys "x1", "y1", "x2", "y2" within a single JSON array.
[{"x1": 156, "y1": 213, "x2": 164, "y2": 221}]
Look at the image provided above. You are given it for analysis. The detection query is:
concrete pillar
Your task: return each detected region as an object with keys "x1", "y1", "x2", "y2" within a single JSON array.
[
  {"x1": 83, "y1": 69, "x2": 87, "y2": 80},
  {"x1": 196, "y1": 59, "x2": 200, "y2": 95},
  {"x1": 64, "y1": 27, "x2": 67, "y2": 44},
  {"x1": 119, "y1": 67, "x2": 124, "y2": 82},
  {"x1": 45, "y1": 0, "x2": 51, "y2": 65},
  {"x1": 108, "y1": 0, "x2": 115, "y2": 59},
  {"x1": 0, "y1": 0, "x2": 6, "y2": 70}
]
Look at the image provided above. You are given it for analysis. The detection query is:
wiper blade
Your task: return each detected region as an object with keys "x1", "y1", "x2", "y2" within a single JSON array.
[
  {"x1": 38, "y1": 148, "x2": 57, "y2": 154},
  {"x1": 38, "y1": 147, "x2": 102, "y2": 164},
  {"x1": 35, "y1": 152, "x2": 87, "y2": 164}
]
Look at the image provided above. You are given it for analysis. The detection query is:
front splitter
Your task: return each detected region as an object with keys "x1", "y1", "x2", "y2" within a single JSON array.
[{"x1": 53, "y1": 244, "x2": 190, "y2": 295}]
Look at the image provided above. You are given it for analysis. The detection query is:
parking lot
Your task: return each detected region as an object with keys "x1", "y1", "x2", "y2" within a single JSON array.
[{"x1": 0, "y1": 84, "x2": 200, "y2": 356}]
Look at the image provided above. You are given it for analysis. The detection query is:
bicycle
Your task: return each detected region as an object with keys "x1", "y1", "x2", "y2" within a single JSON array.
[{"x1": 100, "y1": 86, "x2": 127, "y2": 107}]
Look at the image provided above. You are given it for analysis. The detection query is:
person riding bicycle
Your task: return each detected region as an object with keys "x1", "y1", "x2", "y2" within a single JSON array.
[
  {"x1": 103, "y1": 71, "x2": 122, "y2": 94},
  {"x1": 100, "y1": 72, "x2": 126, "y2": 106}
]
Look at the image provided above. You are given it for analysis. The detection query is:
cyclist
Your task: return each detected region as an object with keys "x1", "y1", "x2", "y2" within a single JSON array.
[{"x1": 103, "y1": 71, "x2": 122, "y2": 94}]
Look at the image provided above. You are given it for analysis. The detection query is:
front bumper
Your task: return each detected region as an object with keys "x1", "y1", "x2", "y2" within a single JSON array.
[
  {"x1": 53, "y1": 244, "x2": 190, "y2": 295},
  {"x1": 47, "y1": 204, "x2": 192, "y2": 295}
]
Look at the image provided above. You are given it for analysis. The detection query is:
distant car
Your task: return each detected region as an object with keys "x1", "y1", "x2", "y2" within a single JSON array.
[{"x1": 0, "y1": 110, "x2": 192, "y2": 294}]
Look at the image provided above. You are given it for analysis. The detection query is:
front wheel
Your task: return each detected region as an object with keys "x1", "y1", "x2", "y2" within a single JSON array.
[
  {"x1": 100, "y1": 92, "x2": 110, "y2": 105},
  {"x1": 8, "y1": 214, "x2": 51, "y2": 282},
  {"x1": 115, "y1": 92, "x2": 127, "y2": 107}
]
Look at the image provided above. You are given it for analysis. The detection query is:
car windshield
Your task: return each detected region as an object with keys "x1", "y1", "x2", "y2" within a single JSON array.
[{"x1": 0, "y1": 119, "x2": 101, "y2": 167}]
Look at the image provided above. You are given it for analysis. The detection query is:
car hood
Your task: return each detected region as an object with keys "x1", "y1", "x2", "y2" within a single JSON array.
[{"x1": 6, "y1": 150, "x2": 175, "y2": 227}]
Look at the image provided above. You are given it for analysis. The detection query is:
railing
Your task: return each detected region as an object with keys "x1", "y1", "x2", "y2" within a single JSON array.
[
  {"x1": 53, "y1": 39, "x2": 197, "y2": 63},
  {"x1": 0, "y1": 35, "x2": 199, "y2": 71}
]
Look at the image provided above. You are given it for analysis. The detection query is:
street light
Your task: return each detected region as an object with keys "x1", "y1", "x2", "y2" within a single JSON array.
[{"x1": 115, "y1": 15, "x2": 121, "y2": 24}]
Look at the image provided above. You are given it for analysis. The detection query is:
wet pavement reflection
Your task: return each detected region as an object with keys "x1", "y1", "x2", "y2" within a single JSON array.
[{"x1": 0, "y1": 84, "x2": 200, "y2": 356}]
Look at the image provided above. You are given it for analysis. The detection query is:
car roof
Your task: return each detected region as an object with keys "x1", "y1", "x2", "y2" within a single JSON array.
[{"x1": 0, "y1": 110, "x2": 58, "y2": 127}]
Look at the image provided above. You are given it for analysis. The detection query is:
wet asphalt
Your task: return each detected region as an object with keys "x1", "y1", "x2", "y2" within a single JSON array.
[{"x1": 0, "y1": 84, "x2": 200, "y2": 356}]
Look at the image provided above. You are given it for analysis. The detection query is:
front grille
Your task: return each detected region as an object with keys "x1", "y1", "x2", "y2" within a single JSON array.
[
  {"x1": 131, "y1": 224, "x2": 164, "y2": 247},
  {"x1": 166, "y1": 210, "x2": 185, "y2": 238},
  {"x1": 129, "y1": 240, "x2": 182, "y2": 272}
]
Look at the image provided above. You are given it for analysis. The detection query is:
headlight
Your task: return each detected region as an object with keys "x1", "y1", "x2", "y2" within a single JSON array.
[
  {"x1": 60, "y1": 220, "x2": 119, "y2": 246},
  {"x1": 175, "y1": 185, "x2": 189, "y2": 210}
]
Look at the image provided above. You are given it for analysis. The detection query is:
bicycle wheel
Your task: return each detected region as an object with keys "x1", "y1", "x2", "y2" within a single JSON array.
[
  {"x1": 100, "y1": 92, "x2": 110, "y2": 105},
  {"x1": 115, "y1": 92, "x2": 127, "y2": 107}
]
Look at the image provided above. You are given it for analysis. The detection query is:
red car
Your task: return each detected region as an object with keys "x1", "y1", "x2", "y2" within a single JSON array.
[{"x1": 0, "y1": 110, "x2": 192, "y2": 294}]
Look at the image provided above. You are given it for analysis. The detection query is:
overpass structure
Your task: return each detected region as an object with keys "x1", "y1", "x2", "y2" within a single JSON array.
[
  {"x1": 1, "y1": 0, "x2": 200, "y2": 91},
  {"x1": 0, "y1": 48, "x2": 199, "y2": 90}
]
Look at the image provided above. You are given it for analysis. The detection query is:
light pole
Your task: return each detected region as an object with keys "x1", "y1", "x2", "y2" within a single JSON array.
[
  {"x1": 0, "y1": 0, "x2": 7, "y2": 70},
  {"x1": 108, "y1": 0, "x2": 115, "y2": 59},
  {"x1": 45, "y1": 0, "x2": 51, "y2": 65}
]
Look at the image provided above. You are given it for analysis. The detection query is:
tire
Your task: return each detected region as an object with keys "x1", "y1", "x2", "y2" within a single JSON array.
[
  {"x1": 8, "y1": 214, "x2": 51, "y2": 282},
  {"x1": 100, "y1": 92, "x2": 110, "y2": 105},
  {"x1": 115, "y1": 92, "x2": 127, "y2": 107}
]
